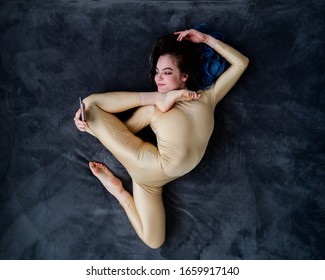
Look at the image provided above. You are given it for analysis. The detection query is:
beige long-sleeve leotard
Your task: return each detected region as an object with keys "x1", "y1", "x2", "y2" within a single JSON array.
[{"x1": 83, "y1": 39, "x2": 249, "y2": 248}]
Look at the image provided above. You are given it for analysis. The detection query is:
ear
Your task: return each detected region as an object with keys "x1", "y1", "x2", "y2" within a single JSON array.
[{"x1": 181, "y1": 73, "x2": 189, "y2": 82}]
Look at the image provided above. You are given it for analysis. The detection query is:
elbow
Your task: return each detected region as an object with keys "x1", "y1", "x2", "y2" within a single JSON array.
[
  {"x1": 240, "y1": 56, "x2": 249, "y2": 70},
  {"x1": 243, "y1": 56, "x2": 249, "y2": 68},
  {"x1": 235, "y1": 56, "x2": 249, "y2": 72}
]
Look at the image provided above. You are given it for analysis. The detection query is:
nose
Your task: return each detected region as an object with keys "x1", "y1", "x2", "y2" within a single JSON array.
[{"x1": 156, "y1": 73, "x2": 163, "y2": 81}]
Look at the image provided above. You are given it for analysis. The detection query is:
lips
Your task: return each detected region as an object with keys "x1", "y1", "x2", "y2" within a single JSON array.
[{"x1": 157, "y1": 84, "x2": 166, "y2": 87}]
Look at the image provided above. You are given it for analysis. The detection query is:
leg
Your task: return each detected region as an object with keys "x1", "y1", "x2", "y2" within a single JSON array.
[
  {"x1": 84, "y1": 98, "x2": 164, "y2": 179},
  {"x1": 121, "y1": 181, "x2": 165, "y2": 249},
  {"x1": 74, "y1": 91, "x2": 140, "y2": 134},
  {"x1": 89, "y1": 161, "x2": 130, "y2": 203},
  {"x1": 82, "y1": 91, "x2": 200, "y2": 247},
  {"x1": 89, "y1": 161, "x2": 165, "y2": 249},
  {"x1": 84, "y1": 93, "x2": 169, "y2": 248}
]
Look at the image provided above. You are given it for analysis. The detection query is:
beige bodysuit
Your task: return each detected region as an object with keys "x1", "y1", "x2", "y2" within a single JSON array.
[{"x1": 83, "y1": 39, "x2": 249, "y2": 248}]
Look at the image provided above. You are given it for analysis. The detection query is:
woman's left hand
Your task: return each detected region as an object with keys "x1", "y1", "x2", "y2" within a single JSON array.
[
  {"x1": 174, "y1": 29, "x2": 209, "y2": 44},
  {"x1": 74, "y1": 108, "x2": 88, "y2": 132}
]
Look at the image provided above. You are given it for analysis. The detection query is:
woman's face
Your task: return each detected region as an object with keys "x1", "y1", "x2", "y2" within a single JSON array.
[{"x1": 155, "y1": 54, "x2": 188, "y2": 93}]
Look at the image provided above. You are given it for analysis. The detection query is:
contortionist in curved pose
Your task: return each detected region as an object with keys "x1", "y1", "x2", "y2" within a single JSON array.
[{"x1": 74, "y1": 27, "x2": 249, "y2": 248}]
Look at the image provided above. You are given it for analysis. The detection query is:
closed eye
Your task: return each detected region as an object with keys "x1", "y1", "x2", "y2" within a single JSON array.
[
  {"x1": 156, "y1": 67, "x2": 174, "y2": 75},
  {"x1": 155, "y1": 71, "x2": 173, "y2": 75}
]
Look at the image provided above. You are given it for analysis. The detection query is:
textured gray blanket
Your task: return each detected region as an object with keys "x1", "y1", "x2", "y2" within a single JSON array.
[{"x1": 0, "y1": 0, "x2": 324, "y2": 259}]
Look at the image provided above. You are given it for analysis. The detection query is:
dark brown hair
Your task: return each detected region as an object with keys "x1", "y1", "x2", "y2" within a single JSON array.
[{"x1": 149, "y1": 34, "x2": 201, "y2": 91}]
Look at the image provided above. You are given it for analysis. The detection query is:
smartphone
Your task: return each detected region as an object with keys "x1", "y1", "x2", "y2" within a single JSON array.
[{"x1": 79, "y1": 97, "x2": 85, "y2": 121}]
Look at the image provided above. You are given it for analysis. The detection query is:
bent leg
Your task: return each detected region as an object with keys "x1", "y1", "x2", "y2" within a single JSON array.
[
  {"x1": 85, "y1": 100, "x2": 166, "y2": 180},
  {"x1": 121, "y1": 181, "x2": 165, "y2": 249},
  {"x1": 81, "y1": 91, "x2": 141, "y2": 137}
]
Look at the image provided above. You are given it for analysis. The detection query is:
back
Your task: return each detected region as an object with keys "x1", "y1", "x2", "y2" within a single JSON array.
[{"x1": 150, "y1": 91, "x2": 215, "y2": 175}]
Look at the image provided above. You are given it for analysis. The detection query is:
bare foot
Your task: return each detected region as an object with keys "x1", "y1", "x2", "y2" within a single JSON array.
[
  {"x1": 89, "y1": 161, "x2": 129, "y2": 202},
  {"x1": 158, "y1": 89, "x2": 201, "y2": 112}
]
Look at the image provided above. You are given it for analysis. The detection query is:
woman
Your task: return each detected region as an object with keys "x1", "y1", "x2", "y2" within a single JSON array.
[{"x1": 74, "y1": 27, "x2": 249, "y2": 248}]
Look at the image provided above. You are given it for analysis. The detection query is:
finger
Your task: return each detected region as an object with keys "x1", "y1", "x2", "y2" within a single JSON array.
[
  {"x1": 78, "y1": 121, "x2": 88, "y2": 128},
  {"x1": 186, "y1": 92, "x2": 194, "y2": 99},
  {"x1": 74, "y1": 108, "x2": 81, "y2": 120},
  {"x1": 74, "y1": 117, "x2": 88, "y2": 128},
  {"x1": 176, "y1": 32, "x2": 183, "y2": 41},
  {"x1": 180, "y1": 31, "x2": 190, "y2": 41},
  {"x1": 176, "y1": 30, "x2": 189, "y2": 41},
  {"x1": 174, "y1": 29, "x2": 188, "y2": 35},
  {"x1": 75, "y1": 108, "x2": 88, "y2": 124},
  {"x1": 78, "y1": 123, "x2": 88, "y2": 131},
  {"x1": 188, "y1": 91, "x2": 200, "y2": 99},
  {"x1": 177, "y1": 33, "x2": 185, "y2": 41}
]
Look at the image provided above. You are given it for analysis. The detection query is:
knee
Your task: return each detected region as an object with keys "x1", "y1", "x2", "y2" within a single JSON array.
[
  {"x1": 82, "y1": 93, "x2": 97, "y2": 108},
  {"x1": 144, "y1": 236, "x2": 165, "y2": 249},
  {"x1": 141, "y1": 227, "x2": 165, "y2": 249},
  {"x1": 83, "y1": 94, "x2": 98, "y2": 122}
]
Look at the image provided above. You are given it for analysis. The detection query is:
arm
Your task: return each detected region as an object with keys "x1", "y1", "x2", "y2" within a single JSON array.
[
  {"x1": 175, "y1": 29, "x2": 249, "y2": 106},
  {"x1": 205, "y1": 35, "x2": 249, "y2": 105}
]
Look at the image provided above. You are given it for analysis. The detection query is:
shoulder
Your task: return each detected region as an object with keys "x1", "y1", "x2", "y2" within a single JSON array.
[{"x1": 197, "y1": 86, "x2": 216, "y2": 105}]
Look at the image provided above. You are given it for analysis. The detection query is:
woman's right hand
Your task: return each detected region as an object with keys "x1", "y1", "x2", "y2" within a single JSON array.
[{"x1": 74, "y1": 108, "x2": 88, "y2": 132}]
